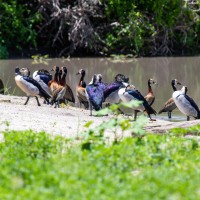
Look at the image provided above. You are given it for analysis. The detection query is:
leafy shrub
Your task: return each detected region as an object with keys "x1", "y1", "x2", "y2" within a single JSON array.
[
  {"x1": 0, "y1": 1, "x2": 42, "y2": 56},
  {"x1": 0, "y1": 44, "x2": 9, "y2": 59},
  {"x1": 0, "y1": 130, "x2": 65, "y2": 159},
  {"x1": 104, "y1": 0, "x2": 200, "y2": 56},
  {"x1": 0, "y1": 0, "x2": 200, "y2": 57},
  {"x1": 1, "y1": 103, "x2": 200, "y2": 199},
  {"x1": 170, "y1": 125, "x2": 200, "y2": 136},
  {"x1": 0, "y1": 129, "x2": 200, "y2": 199},
  {"x1": 80, "y1": 100, "x2": 149, "y2": 150}
]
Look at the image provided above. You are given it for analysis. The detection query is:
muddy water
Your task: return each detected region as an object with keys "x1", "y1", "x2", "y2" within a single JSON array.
[{"x1": 0, "y1": 56, "x2": 200, "y2": 121}]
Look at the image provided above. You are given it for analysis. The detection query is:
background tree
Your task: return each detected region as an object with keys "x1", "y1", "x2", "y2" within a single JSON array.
[
  {"x1": 103, "y1": 0, "x2": 200, "y2": 56},
  {"x1": 0, "y1": 0, "x2": 200, "y2": 58},
  {"x1": 0, "y1": 0, "x2": 41, "y2": 58},
  {"x1": 37, "y1": 0, "x2": 105, "y2": 56}
]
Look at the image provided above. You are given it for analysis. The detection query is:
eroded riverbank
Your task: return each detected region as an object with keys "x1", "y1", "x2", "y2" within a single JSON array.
[{"x1": 0, "y1": 95, "x2": 200, "y2": 136}]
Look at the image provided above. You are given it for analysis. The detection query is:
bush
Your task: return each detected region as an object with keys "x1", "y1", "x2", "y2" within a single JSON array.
[
  {"x1": 104, "y1": 0, "x2": 200, "y2": 56},
  {"x1": 0, "y1": 44, "x2": 8, "y2": 59},
  {"x1": 0, "y1": 125, "x2": 200, "y2": 199},
  {"x1": 0, "y1": 1, "x2": 41, "y2": 56}
]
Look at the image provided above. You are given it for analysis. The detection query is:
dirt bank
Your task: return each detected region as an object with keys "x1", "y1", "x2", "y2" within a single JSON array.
[{"x1": 0, "y1": 95, "x2": 199, "y2": 137}]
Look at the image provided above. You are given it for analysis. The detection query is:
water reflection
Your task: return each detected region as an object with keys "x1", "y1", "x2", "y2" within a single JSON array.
[{"x1": 1, "y1": 56, "x2": 200, "y2": 120}]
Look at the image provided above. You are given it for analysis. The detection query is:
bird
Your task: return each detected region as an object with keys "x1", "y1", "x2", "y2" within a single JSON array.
[
  {"x1": 51, "y1": 85, "x2": 67, "y2": 108},
  {"x1": 58, "y1": 69, "x2": 63, "y2": 84},
  {"x1": 104, "y1": 74, "x2": 129, "y2": 105},
  {"x1": 48, "y1": 66, "x2": 67, "y2": 107},
  {"x1": 118, "y1": 83, "x2": 157, "y2": 121},
  {"x1": 48, "y1": 66, "x2": 60, "y2": 93},
  {"x1": 15, "y1": 67, "x2": 51, "y2": 106},
  {"x1": 76, "y1": 69, "x2": 87, "y2": 88},
  {"x1": 49, "y1": 66, "x2": 75, "y2": 108},
  {"x1": 158, "y1": 79, "x2": 181, "y2": 118},
  {"x1": 173, "y1": 86, "x2": 200, "y2": 121},
  {"x1": 33, "y1": 69, "x2": 52, "y2": 85},
  {"x1": 0, "y1": 78, "x2": 4, "y2": 94},
  {"x1": 76, "y1": 69, "x2": 89, "y2": 109},
  {"x1": 33, "y1": 69, "x2": 52, "y2": 99},
  {"x1": 59, "y1": 67, "x2": 67, "y2": 86},
  {"x1": 144, "y1": 78, "x2": 157, "y2": 106},
  {"x1": 60, "y1": 66, "x2": 75, "y2": 104},
  {"x1": 86, "y1": 74, "x2": 105, "y2": 116},
  {"x1": 96, "y1": 74, "x2": 107, "y2": 93}
]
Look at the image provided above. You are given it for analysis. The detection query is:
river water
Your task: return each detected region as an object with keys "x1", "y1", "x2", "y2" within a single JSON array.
[{"x1": 1, "y1": 56, "x2": 200, "y2": 121}]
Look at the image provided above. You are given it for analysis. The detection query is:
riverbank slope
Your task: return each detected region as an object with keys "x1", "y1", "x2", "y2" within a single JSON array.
[{"x1": 0, "y1": 95, "x2": 200, "y2": 136}]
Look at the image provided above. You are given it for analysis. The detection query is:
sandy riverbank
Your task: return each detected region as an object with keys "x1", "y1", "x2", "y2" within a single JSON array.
[{"x1": 0, "y1": 94, "x2": 200, "y2": 137}]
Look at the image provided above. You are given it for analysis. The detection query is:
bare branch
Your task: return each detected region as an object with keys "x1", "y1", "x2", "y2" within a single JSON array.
[{"x1": 38, "y1": 0, "x2": 105, "y2": 56}]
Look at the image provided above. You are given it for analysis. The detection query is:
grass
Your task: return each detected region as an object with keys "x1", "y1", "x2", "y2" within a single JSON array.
[
  {"x1": 1, "y1": 72, "x2": 17, "y2": 95},
  {"x1": 0, "y1": 128, "x2": 199, "y2": 199}
]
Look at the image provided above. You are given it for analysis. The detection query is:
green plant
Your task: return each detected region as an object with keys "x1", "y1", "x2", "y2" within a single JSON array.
[
  {"x1": 0, "y1": 1, "x2": 42, "y2": 55},
  {"x1": 0, "y1": 44, "x2": 9, "y2": 59},
  {"x1": 170, "y1": 125, "x2": 200, "y2": 136},
  {"x1": 103, "y1": 0, "x2": 200, "y2": 56},
  {"x1": 31, "y1": 54, "x2": 50, "y2": 65},
  {"x1": 80, "y1": 100, "x2": 149, "y2": 150},
  {"x1": 0, "y1": 127, "x2": 199, "y2": 199},
  {"x1": 1, "y1": 73, "x2": 16, "y2": 95},
  {"x1": 0, "y1": 130, "x2": 67, "y2": 159}
]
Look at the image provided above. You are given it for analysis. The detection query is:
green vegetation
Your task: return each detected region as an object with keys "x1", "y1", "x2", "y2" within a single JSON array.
[
  {"x1": 104, "y1": 0, "x2": 200, "y2": 56},
  {"x1": 0, "y1": 127, "x2": 200, "y2": 199},
  {"x1": 0, "y1": 1, "x2": 42, "y2": 58},
  {"x1": 0, "y1": 0, "x2": 200, "y2": 58},
  {"x1": 0, "y1": 102, "x2": 200, "y2": 199},
  {"x1": 0, "y1": 44, "x2": 8, "y2": 59}
]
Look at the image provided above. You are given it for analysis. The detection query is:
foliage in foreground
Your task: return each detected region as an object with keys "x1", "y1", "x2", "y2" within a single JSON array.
[{"x1": 0, "y1": 126, "x2": 200, "y2": 199}]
